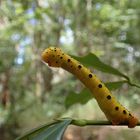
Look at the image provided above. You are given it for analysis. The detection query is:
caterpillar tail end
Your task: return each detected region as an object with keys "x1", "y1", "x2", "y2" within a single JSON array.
[
  {"x1": 111, "y1": 116, "x2": 138, "y2": 128},
  {"x1": 128, "y1": 116, "x2": 138, "y2": 128}
]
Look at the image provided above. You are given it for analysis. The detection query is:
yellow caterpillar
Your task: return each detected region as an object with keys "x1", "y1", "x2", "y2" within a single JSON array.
[{"x1": 42, "y1": 47, "x2": 138, "y2": 128}]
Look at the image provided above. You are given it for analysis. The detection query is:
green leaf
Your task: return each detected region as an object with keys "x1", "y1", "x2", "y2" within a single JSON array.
[
  {"x1": 16, "y1": 119, "x2": 72, "y2": 140},
  {"x1": 105, "y1": 80, "x2": 127, "y2": 90},
  {"x1": 65, "y1": 89, "x2": 92, "y2": 108}
]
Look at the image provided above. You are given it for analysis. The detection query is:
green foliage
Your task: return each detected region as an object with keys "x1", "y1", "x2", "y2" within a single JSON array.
[
  {"x1": 105, "y1": 81, "x2": 127, "y2": 90},
  {"x1": 65, "y1": 89, "x2": 92, "y2": 108},
  {"x1": 16, "y1": 119, "x2": 72, "y2": 140}
]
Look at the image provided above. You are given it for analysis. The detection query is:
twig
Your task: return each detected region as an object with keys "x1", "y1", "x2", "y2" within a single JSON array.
[{"x1": 71, "y1": 119, "x2": 140, "y2": 127}]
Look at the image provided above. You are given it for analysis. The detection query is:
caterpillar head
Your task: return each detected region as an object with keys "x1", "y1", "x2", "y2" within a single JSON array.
[{"x1": 42, "y1": 47, "x2": 64, "y2": 67}]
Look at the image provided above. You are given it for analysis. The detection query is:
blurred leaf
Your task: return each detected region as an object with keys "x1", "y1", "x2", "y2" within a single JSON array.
[
  {"x1": 65, "y1": 89, "x2": 92, "y2": 108},
  {"x1": 105, "y1": 80, "x2": 127, "y2": 90},
  {"x1": 16, "y1": 119, "x2": 72, "y2": 140}
]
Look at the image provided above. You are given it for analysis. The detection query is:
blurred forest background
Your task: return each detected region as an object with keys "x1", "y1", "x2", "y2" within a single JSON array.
[{"x1": 0, "y1": 0, "x2": 140, "y2": 140}]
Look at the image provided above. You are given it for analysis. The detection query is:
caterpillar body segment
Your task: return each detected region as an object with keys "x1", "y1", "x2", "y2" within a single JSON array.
[{"x1": 42, "y1": 47, "x2": 138, "y2": 128}]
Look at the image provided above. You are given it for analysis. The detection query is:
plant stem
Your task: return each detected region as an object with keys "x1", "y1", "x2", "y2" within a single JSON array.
[{"x1": 70, "y1": 119, "x2": 140, "y2": 127}]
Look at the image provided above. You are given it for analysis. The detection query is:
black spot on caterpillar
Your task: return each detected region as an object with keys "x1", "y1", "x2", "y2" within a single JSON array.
[
  {"x1": 98, "y1": 84, "x2": 102, "y2": 88},
  {"x1": 88, "y1": 74, "x2": 92, "y2": 78},
  {"x1": 78, "y1": 65, "x2": 82, "y2": 69},
  {"x1": 115, "y1": 106, "x2": 119, "y2": 111},
  {"x1": 42, "y1": 47, "x2": 138, "y2": 128}
]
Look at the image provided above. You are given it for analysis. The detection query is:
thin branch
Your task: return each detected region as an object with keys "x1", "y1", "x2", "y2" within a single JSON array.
[
  {"x1": 70, "y1": 119, "x2": 140, "y2": 127},
  {"x1": 127, "y1": 81, "x2": 140, "y2": 88}
]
